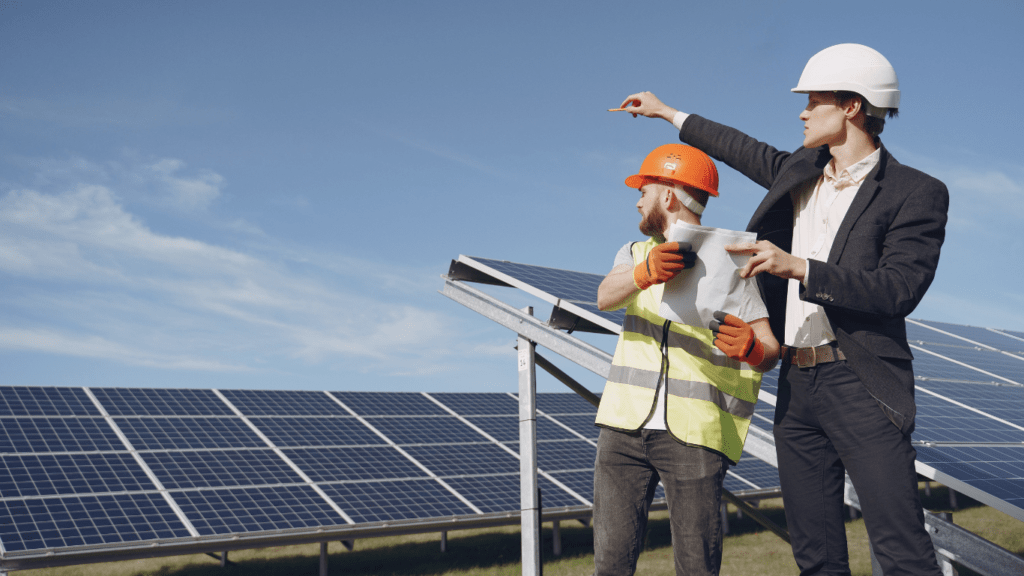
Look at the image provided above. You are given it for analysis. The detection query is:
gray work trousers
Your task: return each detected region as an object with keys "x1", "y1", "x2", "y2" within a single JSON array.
[{"x1": 593, "y1": 427, "x2": 727, "y2": 576}]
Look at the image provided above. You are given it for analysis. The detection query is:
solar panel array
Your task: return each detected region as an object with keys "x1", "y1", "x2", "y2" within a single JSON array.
[
  {"x1": 453, "y1": 255, "x2": 1024, "y2": 521},
  {"x1": 0, "y1": 386, "x2": 779, "y2": 561}
]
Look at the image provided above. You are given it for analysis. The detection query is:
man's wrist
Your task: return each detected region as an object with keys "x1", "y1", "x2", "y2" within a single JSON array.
[{"x1": 671, "y1": 110, "x2": 689, "y2": 130}]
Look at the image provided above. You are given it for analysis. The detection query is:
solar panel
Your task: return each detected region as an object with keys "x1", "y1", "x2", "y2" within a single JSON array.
[
  {"x1": 171, "y1": 485, "x2": 347, "y2": 536},
  {"x1": 332, "y1": 391, "x2": 448, "y2": 416},
  {"x1": 911, "y1": 319, "x2": 1024, "y2": 355},
  {"x1": 90, "y1": 388, "x2": 232, "y2": 416},
  {"x1": 0, "y1": 418, "x2": 122, "y2": 453},
  {"x1": 915, "y1": 380, "x2": 1024, "y2": 429},
  {"x1": 114, "y1": 417, "x2": 265, "y2": 450},
  {"x1": 251, "y1": 416, "x2": 385, "y2": 447},
  {"x1": 726, "y1": 458, "x2": 781, "y2": 493},
  {"x1": 914, "y1": 446, "x2": 1024, "y2": 518},
  {"x1": 367, "y1": 416, "x2": 489, "y2": 445},
  {"x1": 220, "y1": 389, "x2": 348, "y2": 416},
  {"x1": 281, "y1": 446, "x2": 428, "y2": 481},
  {"x1": 141, "y1": 449, "x2": 304, "y2": 490},
  {"x1": 0, "y1": 453, "x2": 155, "y2": 497},
  {"x1": 0, "y1": 493, "x2": 191, "y2": 551},
  {"x1": 466, "y1": 415, "x2": 581, "y2": 442},
  {"x1": 0, "y1": 387, "x2": 99, "y2": 417},
  {"x1": 428, "y1": 392, "x2": 520, "y2": 415},
  {"x1": 450, "y1": 256, "x2": 625, "y2": 333},
  {"x1": 912, "y1": 342, "x2": 1023, "y2": 385},
  {"x1": 319, "y1": 479, "x2": 475, "y2": 523}
]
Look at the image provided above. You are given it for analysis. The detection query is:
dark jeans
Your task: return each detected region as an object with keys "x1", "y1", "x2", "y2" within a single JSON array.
[
  {"x1": 774, "y1": 360, "x2": 942, "y2": 576},
  {"x1": 593, "y1": 428, "x2": 727, "y2": 576}
]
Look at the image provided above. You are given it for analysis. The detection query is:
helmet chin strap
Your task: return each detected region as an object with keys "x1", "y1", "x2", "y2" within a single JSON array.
[{"x1": 672, "y1": 186, "x2": 706, "y2": 216}]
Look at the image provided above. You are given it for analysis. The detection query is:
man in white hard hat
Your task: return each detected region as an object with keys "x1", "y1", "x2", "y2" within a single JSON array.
[
  {"x1": 614, "y1": 44, "x2": 948, "y2": 575},
  {"x1": 593, "y1": 143, "x2": 778, "y2": 575}
]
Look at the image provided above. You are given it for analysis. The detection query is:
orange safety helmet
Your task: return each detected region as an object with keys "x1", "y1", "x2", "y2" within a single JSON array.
[{"x1": 624, "y1": 144, "x2": 719, "y2": 197}]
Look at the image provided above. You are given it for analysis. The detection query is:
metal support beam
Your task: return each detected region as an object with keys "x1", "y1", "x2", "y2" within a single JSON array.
[
  {"x1": 552, "y1": 520, "x2": 561, "y2": 557},
  {"x1": 320, "y1": 542, "x2": 328, "y2": 576},
  {"x1": 519, "y1": 307, "x2": 541, "y2": 576},
  {"x1": 220, "y1": 551, "x2": 228, "y2": 568},
  {"x1": 870, "y1": 544, "x2": 883, "y2": 576},
  {"x1": 441, "y1": 531, "x2": 448, "y2": 553},
  {"x1": 934, "y1": 513, "x2": 958, "y2": 576}
]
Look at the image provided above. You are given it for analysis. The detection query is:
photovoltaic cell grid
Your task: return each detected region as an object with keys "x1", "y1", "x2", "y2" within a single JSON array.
[
  {"x1": 450, "y1": 257, "x2": 1024, "y2": 520},
  {"x1": 0, "y1": 387, "x2": 611, "y2": 558},
  {"x1": 462, "y1": 256, "x2": 626, "y2": 328}
]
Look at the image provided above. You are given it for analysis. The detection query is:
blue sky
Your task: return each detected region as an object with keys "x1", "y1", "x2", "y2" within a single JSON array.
[{"x1": 2, "y1": 1, "x2": 1022, "y2": 394}]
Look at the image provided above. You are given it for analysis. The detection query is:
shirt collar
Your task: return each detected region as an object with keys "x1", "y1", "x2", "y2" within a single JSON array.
[{"x1": 824, "y1": 148, "x2": 881, "y2": 188}]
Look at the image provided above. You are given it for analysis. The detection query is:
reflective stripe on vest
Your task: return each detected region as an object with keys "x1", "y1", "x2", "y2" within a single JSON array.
[{"x1": 594, "y1": 238, "x2": 762, "y2": 463}]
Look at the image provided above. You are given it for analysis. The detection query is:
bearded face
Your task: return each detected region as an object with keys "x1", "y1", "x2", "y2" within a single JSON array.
[{"x1": 638, "y1": 190, "x2": 668, "y2": 241}]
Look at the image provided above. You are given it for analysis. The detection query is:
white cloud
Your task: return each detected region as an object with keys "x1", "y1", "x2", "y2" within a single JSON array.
[
  {"x1": 0, "y1": 327, "x2": 253, "y2": 372},
  {"x1": 0, "y1": 171, "x2": 508, "y2": 378},
  {"x1": 145, "y1": 158, "x2": 224, "y2": 210}
]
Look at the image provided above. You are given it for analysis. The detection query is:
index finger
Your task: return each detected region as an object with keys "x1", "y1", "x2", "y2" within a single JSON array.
[
  {"x1": 619, "y1": 96, "x2": 642, "y2": 109},
  {"x1": 724, "y1": 242, "x2": 758, "y2": 253}
]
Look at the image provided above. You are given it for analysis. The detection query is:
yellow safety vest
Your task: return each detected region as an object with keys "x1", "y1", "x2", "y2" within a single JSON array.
[{"x1": 595, "y1": 238, "x2": 761, "y2": 463}]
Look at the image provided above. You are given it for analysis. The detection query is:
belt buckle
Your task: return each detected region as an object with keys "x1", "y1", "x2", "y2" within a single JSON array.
[{"x1": 795, "y1": 347, "x2": 816, "y2": 368}]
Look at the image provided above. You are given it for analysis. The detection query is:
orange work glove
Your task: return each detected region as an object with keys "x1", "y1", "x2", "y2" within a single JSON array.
[
  {"x1": 633, "y1": 242, "x2": 695, "y2": 290},
  {"x1": 709, "y1": 311, "x2": 765, "y2": 366}
]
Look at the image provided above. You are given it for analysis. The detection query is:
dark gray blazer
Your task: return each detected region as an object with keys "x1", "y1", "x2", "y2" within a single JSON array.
[{"x1": 680, "y1": 115, "x2": 949, "y2": 433}]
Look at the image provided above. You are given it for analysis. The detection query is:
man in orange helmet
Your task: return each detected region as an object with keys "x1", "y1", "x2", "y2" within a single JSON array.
[
  {"x1": 593, "y1": 143, "x2": 779, "y2": 576},
  {"x1": 615, "y1": 44, "x2": 948, "y2": 575}
]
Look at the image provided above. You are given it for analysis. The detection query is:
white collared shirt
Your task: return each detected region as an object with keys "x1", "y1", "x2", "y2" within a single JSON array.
[
  {"x1": 673, "y1": 111, "x2": 880, "y2": 346},
  {"x1": 785, "y1": 148, "x2": 880, "y2": 346}
]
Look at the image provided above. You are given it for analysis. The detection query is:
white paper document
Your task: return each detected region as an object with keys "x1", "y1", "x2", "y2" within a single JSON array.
[{"x1": 659, "y1": 221, "x2": 758, "y2": 328}]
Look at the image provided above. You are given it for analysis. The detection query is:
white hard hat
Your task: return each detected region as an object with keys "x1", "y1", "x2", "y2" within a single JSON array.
[{"x1": 792, "y1": 43, "x2": 900, "y2": 118}]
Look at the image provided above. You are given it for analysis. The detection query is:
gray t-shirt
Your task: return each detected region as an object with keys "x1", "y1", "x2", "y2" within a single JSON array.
[{"x1": 614, "y1": 242, "x2": 768, "y2": 323}]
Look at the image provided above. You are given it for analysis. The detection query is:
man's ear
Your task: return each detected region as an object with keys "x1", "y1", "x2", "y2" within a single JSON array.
[
  {"x1": 661, "y1": 186, "x2": 677, "y2": 210},
  {"x1": 844, "y1": 96, "x2": 863, "y2": 120}
]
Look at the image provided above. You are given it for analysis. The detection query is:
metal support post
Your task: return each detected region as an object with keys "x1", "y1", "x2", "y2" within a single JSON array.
[
  {"x1": 320, "y1": 542, "x2": 328, "y2": 576},
  {"x1": 924, "y1": 479, "x2": 932, "y2": 497},
  {"x1": 552, "y1": 520, "x2": 561, "y2": 557},
  {"x1": 220, "y1": 551, "x2": 228, "y2": 567},
  {"x1": 948, "y1": 487, "x2": 958, "y2": 510},
  {"x1": 441, "y1": 531, "x2": 448, "y2": 552},
  {"x1": 870, "y1": 544, "x2": 883, "y2": 576},
  {"x1": 720, "y1": 503, "x2": 729, "y2": 535},
  {"x1": 934, "y1": 513, "x2": 958, "y2": 576},
  {"x1": 519, "y1": 307, "x2": 541, "y2": 576}
]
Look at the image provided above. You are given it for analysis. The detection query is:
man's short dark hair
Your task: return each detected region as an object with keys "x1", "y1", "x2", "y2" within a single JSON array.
[{"x1": 835, "y1": 90, "x2": 898, "y2": 138}]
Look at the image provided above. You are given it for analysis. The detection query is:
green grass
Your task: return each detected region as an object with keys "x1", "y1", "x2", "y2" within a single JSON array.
[{"x1": 21, "y1": 485, "x2": 1023, "y2": 576}]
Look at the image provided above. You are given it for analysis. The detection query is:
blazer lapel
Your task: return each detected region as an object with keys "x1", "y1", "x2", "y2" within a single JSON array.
[
  {"x1": 748, "y1": 147, "x2": 830, "y2": 228},
  {"x1": 827, "y1": 145, "x2": 891, "y2": 264}
]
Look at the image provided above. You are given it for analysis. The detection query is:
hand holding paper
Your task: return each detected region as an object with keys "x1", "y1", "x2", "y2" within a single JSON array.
[
  {"x1": 725, "y1": 240, "x2": 807, "y2": 282},
  {"x1": 709, "y1": 311, "x2": 765, "y2": 366},
  {"x1": 633, "y1": 242, "x2": 695, "y2": 290}
]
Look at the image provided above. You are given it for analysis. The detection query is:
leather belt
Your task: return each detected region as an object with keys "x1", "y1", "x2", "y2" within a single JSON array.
[{"x1": 781, "y1": 342, "x2": 846, "y2": 368}]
